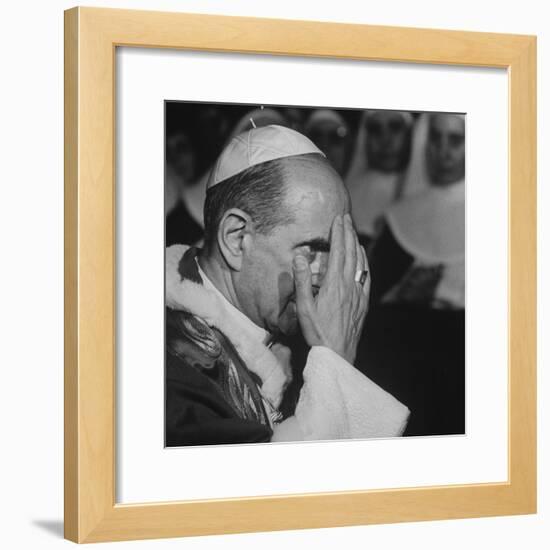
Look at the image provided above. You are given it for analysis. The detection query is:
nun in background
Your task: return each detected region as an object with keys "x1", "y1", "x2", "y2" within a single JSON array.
[
  {"x1": 165, "y1": 130, "x2": 204, "y2": 247},
  {"x1": 304, "y1": 109, "x2": 351, "y2": 177},
  {"x1": 165, "y1": 107, "x2": 289, "y2": 247},
  {"x1": 356, "y1": 112, "x2": 466, "y2": 437},
  {"x1": 369, "y1": 113, "x2": 465, "y2": 310},
  {"x1": 345, "y1": 110, "x2": 414, "y2": 248}
]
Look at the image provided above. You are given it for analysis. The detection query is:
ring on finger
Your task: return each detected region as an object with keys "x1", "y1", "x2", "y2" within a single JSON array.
[{"x1": 354, "y1": 269, "x2": 369, "y2": 286}]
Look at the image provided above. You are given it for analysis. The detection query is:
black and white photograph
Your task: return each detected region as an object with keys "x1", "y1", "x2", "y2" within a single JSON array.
[
  {"x1": 3, "y1": 0, "x2": 544, "y2": 547},
  {"x1": 164, "y1": 102, "x2": 465, "y2": 447}
]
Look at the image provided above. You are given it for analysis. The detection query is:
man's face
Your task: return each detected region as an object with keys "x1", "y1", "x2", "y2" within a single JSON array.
[
  {"x1": 234, "y1": 156, "x2": 349, "y2": 337},
  {"x1": 366, "y1": 111, "x2": 412, "y2": 173},
  {"x1": 426, "y1": 114, "x2": 465, "y2": 186}
]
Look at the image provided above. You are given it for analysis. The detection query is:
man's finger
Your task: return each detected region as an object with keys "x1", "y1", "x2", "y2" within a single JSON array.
[
  {"x1": 361, "y1": 245, "x2": 371, "y2": 298},
  {"x1": 326, "y1": 215, "x2": 344, "y2": 282},
  {"x1": 293, "y1": 255, "x2": 315, "y2": 318},
  {"x1": 355, "y1": 234, "x2": 365, "y2": 271},
  {"x1": 343, "y1": 214, "x2": 357, "y2": 280}
]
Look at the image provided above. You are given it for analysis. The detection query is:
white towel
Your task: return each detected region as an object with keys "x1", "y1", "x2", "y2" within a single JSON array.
[{"x1": 290, "y1": 346, "x2": 410, "y2": 441}]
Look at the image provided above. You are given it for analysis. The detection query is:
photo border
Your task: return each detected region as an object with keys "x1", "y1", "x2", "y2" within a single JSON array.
[{"x1": 64, "y1": 7, "x2": 536, "y2": 542}]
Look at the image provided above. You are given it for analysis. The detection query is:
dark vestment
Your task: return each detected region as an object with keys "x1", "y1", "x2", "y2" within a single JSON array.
[{"x1": 165, "y1": 248, "x2": 273, "y2": 446}]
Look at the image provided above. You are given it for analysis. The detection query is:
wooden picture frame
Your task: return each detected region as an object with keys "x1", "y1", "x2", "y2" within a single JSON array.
[{"x1": 64, "y1": 6, "x2": 537, "y2": 543}]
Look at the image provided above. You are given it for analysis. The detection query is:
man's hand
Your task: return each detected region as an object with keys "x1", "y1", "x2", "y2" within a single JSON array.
[{"x1": 292, "y1": 213, "x2": 370, "y2": 365}]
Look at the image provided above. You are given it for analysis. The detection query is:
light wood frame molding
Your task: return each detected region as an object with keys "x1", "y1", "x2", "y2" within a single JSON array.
[{"x1": 64, "y1": 6, "x2": 537, "y2": 543}]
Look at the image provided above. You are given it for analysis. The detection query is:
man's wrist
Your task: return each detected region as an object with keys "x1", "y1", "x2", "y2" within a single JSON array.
[{"x1": 309, "y1": 345, "x2": 355, "y2": 367}]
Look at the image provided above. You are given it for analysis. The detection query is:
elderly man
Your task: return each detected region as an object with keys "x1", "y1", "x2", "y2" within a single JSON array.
[{"x1": 165, "y1": 125, "x2": 409, "y2": 446}]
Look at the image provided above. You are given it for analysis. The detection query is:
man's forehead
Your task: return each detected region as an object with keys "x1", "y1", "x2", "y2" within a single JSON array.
[
  {"x1": 284, "y1": 178, "x2": 347, "y2": 220},
  {"x1": 288, "y1": 185, "x2": 333, "y2": 208},
  {"x1": 282, "y1": 190, "x2": 347, "y2": 242},
  {"x1": 281, "y1": 155, "x2": 344, "y2": 191},
  {"x1": 273, "y1": 219, "x2": 332, "y2": 250},
  {"x1": 274, "y1": 155, "x2": 348, "y2": 234}
]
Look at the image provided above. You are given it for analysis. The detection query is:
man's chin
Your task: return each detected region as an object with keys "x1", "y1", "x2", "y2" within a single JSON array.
[{"x1": 281, "y1": 323, "x2": 300, "y2": 338}]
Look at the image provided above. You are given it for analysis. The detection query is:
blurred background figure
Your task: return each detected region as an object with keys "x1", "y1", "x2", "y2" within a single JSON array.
[
  {"x1": 165, "y1": 105, "x2": 290, "y2": 246},
  {"x1": 165, "y1": 130, "x2": 196, "y2": 216},
  {"x1": 165, "y1": 130, "x2": 203, "y2": 246},
  {"x1": 304, "y1": 109, "x2": 351, "y2": 177},
  {"x1": 193, "y1": 106, "x2": 231, "y2": 177},
  {"x1": 345, "y1": 110, "x2": 414, "y2": 247},
  {"x1": 282, "y1": 107, "x2": 306, "y2": 134},
  {"x1": 369, "y1": 113, "x2": 465, "y2": 310},
  {"x1": 228, "y1": 107, "x2": 288, "y2": 139}
]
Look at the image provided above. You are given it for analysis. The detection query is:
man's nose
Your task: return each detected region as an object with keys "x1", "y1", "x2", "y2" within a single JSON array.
[{"x1": 310, "y1": 253, "x2": 329, "y2": 286}]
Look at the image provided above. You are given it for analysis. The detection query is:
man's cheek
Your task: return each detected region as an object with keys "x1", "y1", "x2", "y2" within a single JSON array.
[
  {"x1": 277, "y1": 270, "x2": 295, "y2": 309},
  {"x1": 278, "y1": 303, "x2": 299, "y2": 336}
]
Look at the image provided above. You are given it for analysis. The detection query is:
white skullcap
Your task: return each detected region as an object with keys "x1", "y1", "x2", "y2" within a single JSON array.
[{"x1": 207, "y1": 124, "x2": 325, "y2": 189}]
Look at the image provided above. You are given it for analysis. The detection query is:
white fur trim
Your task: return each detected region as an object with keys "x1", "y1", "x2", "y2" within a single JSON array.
[{"x1": 166, "y1": 245, "x2": 289, "y2": 409}]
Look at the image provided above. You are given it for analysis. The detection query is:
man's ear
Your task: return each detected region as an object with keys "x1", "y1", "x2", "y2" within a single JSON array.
[{"x1": 216, "y1": 208, "x2": 254, "y2": 271}]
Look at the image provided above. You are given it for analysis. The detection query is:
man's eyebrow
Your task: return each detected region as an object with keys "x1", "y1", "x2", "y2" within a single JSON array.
[{"x1": 293, "y1": 238, "x2": 330, "y2": 252}]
